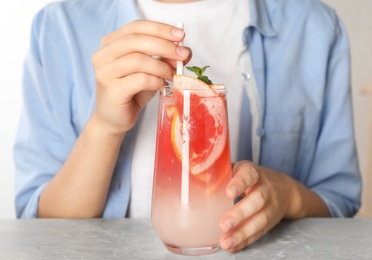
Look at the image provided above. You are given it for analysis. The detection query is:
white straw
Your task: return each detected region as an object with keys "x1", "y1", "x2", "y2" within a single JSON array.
[
  {"x1": 181, "y1": 89, "x2": 190, "y2": 206},
  {"x1": 176, "y1": 22, "x2": 184, "y2": 76},
  {"x1": 176, "y1": 22, "x2": 189, "y2": 206}
]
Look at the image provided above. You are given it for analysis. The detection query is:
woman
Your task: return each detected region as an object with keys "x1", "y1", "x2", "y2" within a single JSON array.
[{"x1": 14, "y1": 0, "x2": 361, "y2": 252}]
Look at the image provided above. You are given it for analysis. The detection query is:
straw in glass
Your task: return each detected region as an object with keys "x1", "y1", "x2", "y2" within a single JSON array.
[{"x1": 176, "y1": 22, "x2": 190, "y2": 206}]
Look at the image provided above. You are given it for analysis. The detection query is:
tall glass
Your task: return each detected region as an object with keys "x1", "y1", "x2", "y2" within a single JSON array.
[{"x1": 152, "y1": 84, "x2": 233, "y2": 256}]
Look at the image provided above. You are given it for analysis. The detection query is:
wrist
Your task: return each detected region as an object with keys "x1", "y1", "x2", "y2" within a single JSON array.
[
  {"x1": 284, "y1": 176, "x2": 304, "y2": 219},
  {"x1": 89, "y1": 111, "x2": 127, "y2": 140},
  {"x1": 283, "y1": 175, "x2": 330, "y2": 219},
  {"x1": 87, "y1": 112, "x2": 127, "y2": 144}
]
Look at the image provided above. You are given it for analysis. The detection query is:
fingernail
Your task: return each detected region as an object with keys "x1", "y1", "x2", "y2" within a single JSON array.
[
  {"x1": 171, "y1": 28, "x2": 185, "y2": 38},
  {"x1": 176, "y1": 47, "x2": 189, "y2": 58},
  {"x1": 222, "y1": 238, "x2": 235, "y2": 250},
  {"x1": 229, "y1": 186, "x2": 239, "y2": 198},
  {"x1": 223, "y1": 218, "x2": 234, "y2": 232}
]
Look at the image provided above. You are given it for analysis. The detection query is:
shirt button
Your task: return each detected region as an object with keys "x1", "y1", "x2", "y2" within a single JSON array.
[
  {"x1": 256, "y1": 128, "x2": 265, "y2": 137},
  {"x1": 241, "y1": 72, "x2": 251, "y2": 81}
]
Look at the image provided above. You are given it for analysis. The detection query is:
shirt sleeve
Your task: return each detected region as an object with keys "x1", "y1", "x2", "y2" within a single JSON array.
[
  {"x1": 14, "y1": 8, "x2": 75, "y2": 218},
  {"x1": 307, "y1": 16, "x2": 361, "y2": 217}
]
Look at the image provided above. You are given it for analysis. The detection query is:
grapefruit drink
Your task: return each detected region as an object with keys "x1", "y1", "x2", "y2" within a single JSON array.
[{"x1": 152, "y1": 74, "x2": 233, "y2": 255}]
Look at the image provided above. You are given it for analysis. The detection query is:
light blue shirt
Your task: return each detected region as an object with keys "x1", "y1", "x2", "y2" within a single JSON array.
[{"x1": 14, "y1": 0, "x2": 361, "y2": 218}]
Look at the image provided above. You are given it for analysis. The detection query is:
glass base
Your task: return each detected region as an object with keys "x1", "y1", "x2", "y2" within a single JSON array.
[{"x1": 165, "y1": 244, "x2": 219, "y2": 256}]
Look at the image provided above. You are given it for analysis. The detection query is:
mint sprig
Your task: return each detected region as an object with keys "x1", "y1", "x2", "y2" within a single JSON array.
[{"x1": 186, "y1": 66, "x2": 213, "y2": 85}]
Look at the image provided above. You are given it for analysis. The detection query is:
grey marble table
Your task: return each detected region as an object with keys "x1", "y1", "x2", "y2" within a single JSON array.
[{"x1": 0, "y1": 218, "x2": 371, "y2": 259}]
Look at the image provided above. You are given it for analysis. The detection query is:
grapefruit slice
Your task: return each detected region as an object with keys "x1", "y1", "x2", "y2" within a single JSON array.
[{"x1": 171, "y1": 75, "x2": 227, "y2": 175}]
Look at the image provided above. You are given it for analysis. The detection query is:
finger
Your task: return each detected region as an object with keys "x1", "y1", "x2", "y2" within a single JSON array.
[
  {"x1": 119, "y1": 73, "x2": 165, "y2": 97},
  {"x1": 220, "y1": 210, "x2": 271, "y2": 252},
  {"x1": 101, "y1": 19, "x2": 185, "y2": 47},
  {"x1": 162, "y1": 47, "x2": 193, "y2": 69},
  {"x1": 219, "y1": 185, "x2": 268, "y2": 233},
  {"x1": 98, "y1": 53, "x2": 175, "y2": 82},
  {"x1": 133, "y1": 90, "x2": 157, "y2": 109},
  {"x1": 226, "y1": 160, "x2": 259, "y2": 199},
  {"x1": 94, "y1": 34, "x2": 190, "y2": 64},
  {"x1": 103, "y1": 73, "x2": 165, "y2": 106},
  {"x1": 223, "y1": 227, "x2": 266, "y2": 253}
]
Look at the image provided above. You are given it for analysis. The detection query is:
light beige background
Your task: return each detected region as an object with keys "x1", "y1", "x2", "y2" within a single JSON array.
[{"x1": 0, "y1": 0, "x2": 371, "y2": 218}]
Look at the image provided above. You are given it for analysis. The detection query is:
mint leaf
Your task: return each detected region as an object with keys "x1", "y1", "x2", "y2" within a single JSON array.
[
  {"x1": 200, "y1": 66, "x2": 209, "y2": 74},
  {"x1": 186, "y1": 66, "x2": 213, "y2": 85},
  {"x1": 198, "y1": 75, "x2": 212, "y2": 85},
  {"x1": 186, "y1": 66, "x2": 202, "y2": 77}
]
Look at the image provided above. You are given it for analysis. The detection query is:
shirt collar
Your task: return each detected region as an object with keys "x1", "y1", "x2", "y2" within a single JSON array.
[{"x1": 249, "y1": 0, "x2": 276, "y2": 37}]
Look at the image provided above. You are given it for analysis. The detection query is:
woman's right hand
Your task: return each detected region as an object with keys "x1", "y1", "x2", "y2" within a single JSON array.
[
  {"x1": 91, "y1": 20, "x2": 191, "y2": 136},
  {"x1": 37, "y1": 20, "x2": 191, "y2": 218}
]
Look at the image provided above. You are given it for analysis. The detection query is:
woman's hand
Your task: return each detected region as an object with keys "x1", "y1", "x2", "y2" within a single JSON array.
[
  {"x1": 219, "y1": 160, "x2": 330, "y2": 252},
  {"x1": 37, "y1": 20, "x2": 192, "y2": 218},
  {"x1": 91, "y1": 20, "x2": 192, "y2": 136}
]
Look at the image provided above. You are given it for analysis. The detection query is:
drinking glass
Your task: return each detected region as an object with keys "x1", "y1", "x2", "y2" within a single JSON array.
[{"x1": 152, "y1": 84, "x2": 233, "y2": 256}]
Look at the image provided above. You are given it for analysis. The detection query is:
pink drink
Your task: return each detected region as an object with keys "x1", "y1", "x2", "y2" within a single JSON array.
[{"x1": 152, "y1": 84, "x2": 233, "y2": 256}]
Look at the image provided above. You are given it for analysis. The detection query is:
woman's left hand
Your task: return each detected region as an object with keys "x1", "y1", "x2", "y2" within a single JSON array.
[{"x1": 218, "y1": 160, "x2": 303, "y2": 252}]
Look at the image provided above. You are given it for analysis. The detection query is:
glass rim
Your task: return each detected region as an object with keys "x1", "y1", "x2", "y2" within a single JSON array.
[{"x1": 160, "y1": 83, "x2": 226, "y2": 91}]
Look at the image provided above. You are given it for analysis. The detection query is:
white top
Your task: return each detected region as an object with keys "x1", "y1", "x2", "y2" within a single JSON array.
[{"x1": 130, "y1": 0, "x2": 252, "y2": 218}]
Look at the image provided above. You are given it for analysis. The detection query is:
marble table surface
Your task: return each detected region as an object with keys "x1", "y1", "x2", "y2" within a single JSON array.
[{"x1": 0, "y1": 218, "x2": 371, "y2": 259}]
